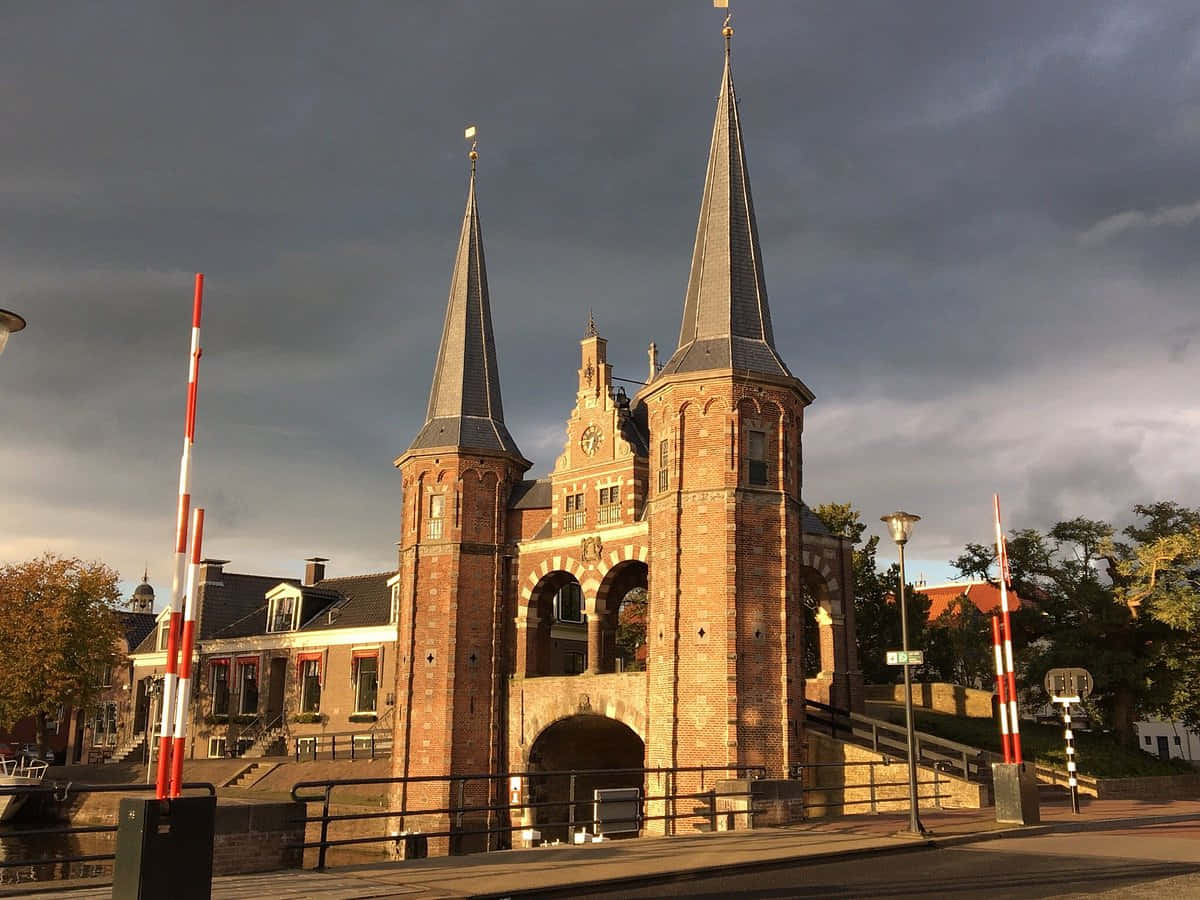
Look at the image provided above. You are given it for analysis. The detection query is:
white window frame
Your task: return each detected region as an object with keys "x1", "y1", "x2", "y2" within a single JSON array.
[
  {"x1": 267, "y1": 592, "x2": 300, "y2": 633},
  {"x1": 208, "y1": 737, "x2": 227, "y2": 759}
]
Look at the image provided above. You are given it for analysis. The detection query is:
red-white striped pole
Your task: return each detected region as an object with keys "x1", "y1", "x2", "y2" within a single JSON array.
[
  {"x1": 154, "y1": 273, "x2": 204, "y2": 799},
  {"x1": 994, "y1": 493, "x2": 1023, "y2": 764},
  {"x1": 170, "y1": 507, "x2": 204, "y2": 797},
  {"x1": 991, "y1": 614, "x2": 1012, "y2": 763}
]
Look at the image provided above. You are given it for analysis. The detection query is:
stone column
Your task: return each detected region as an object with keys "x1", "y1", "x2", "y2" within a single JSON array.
[{"x1": 586, "y1": 613, "x2": 603, "y2": 674}]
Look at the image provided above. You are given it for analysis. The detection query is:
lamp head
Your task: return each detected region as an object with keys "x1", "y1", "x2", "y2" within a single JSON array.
[
  {"x1": 881, "y1": 511, "x2": 921, "y2": 545},
  {"x1": 0, "y1": 309, "x2": 26, "y2": 357}
]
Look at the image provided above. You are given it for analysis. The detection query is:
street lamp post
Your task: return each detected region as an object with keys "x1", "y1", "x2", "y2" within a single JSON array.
[
  {"x1": 882, "y1": 510, "x2": 929, "y2": 837},
  {"x1": 0, "y1": 309, "x2": 26, "y2": 357}
]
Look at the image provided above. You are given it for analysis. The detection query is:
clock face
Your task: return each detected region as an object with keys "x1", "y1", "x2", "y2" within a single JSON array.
[{"x1": 580, "y1": 425, "x2": 603, "y2": 456}]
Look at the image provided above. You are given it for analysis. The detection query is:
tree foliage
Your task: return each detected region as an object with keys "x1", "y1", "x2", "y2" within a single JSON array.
[
  {"x1": 0, "y1": 553, "x2": 123, "y2": 748},
  {"x1": 615, "y1": 587, "x2": 647, "y2": 672},
  {"x1": 951, "y1": 503, "x2": 1200, "y2": 743}
]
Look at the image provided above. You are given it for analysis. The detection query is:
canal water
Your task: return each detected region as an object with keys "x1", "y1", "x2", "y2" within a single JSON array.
[{"x1": 0, "y1": 825, "x2": 115, "y2": 885}]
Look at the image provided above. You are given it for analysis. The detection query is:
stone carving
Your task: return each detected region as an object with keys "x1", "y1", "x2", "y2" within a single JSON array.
[
  {"x1": 578, "y1": 694, "x2": 591, "y2": 711},
  {"x1": 580, "y1": 536, "x2": 603, "y2": 563}
]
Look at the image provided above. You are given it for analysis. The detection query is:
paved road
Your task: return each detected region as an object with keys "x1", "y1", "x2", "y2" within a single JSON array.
[{"x1": 562, "y1": 824, "x2": 1200, "y2": 899}]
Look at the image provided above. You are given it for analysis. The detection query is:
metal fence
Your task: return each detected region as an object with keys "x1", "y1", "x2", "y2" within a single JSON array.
[
  {"x1": 293, "y1": 730, "x2": 393, "y2": 762},
  {"x1": 0, "y1": 781, "x2": 216, "y2": 885},
  {"x1": 289, "y1": 759, "x2": 949, "y2": 871}
]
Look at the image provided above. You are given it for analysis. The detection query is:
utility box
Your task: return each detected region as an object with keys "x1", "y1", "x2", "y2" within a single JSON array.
[
  {"x1": 593, "y1": 787, "x2": 641, "y2": 836},
  {"x1": 992, "y1": 762, "x2": 1040, "y2": 825},
  {"x1": 111, "y1": 795, "x2": 216, "y2": 900}
]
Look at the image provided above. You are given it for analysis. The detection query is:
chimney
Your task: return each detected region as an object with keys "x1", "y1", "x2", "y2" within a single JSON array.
[
  {"x1": 304, "y1": 557, "x2": 329, "y2": 586},
  {"x1": 199, "y1": 559, "x2": 229, "y2": 587}
]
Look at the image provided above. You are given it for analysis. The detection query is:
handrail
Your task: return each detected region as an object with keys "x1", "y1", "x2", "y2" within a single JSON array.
[{"x1": 804, "y1": 698, "x2": 995, "y2": 782}]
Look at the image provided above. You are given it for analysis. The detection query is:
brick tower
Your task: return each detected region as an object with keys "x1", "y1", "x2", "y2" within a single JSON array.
[
  {"x1": 392, "y1": 150, "x2": 530, "y2": 850},
  {"x1": 638, "y1": 24, "x2": 814, "y2": 813}
]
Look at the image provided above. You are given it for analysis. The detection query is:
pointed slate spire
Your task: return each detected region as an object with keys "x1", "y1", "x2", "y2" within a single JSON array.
[
  {"x1": 407, "y1": 152, "x2": 524, "y2": 460},
  {"x1": 659, "y1": 27, "x2": 790, "y2": 380}
]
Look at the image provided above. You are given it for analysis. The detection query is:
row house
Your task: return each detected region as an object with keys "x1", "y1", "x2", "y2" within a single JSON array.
[{"x1": 128, "y1": 558, "x2": 397, "y2": 760}]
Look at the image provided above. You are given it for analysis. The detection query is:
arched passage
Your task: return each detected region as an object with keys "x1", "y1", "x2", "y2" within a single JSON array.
[
  {"x1": 523, "y1": 571, "x2": 587, "y2": 676},
  {"x1": 528, "y1": 714, "x2": 645, "y2": 841},
  {"x1": 594, "y1": 560, "x2": 648, "y2": 674}
]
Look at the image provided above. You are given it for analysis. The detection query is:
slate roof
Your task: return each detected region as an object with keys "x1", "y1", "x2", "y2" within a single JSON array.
[
  {"x1": 660, "y1": 42, "x2": 791, "y2": 381},
  {"x1": 800, "y1": 503, "x2": 831, "y2": 536},
  {"x1": 407, "y1": 168, "x2": 525, "y2": 461},
  {"x1": 510, "y1": 478, "x2": 552, "y2": 510},
  {"x1": 301, "y1": 572, "x2": 395, "y2": 631},
  {"x1": 120, "y1": 612, "x2": 157, "y2": 652}
]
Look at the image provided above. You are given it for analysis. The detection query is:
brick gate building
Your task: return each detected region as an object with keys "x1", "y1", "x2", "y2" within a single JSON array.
[{"x1": 391, "y1": 26, "x2": 861, "y2": 845}]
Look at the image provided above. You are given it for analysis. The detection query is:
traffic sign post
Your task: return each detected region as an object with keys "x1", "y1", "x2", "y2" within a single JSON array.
[{"x1": 1045, "y1": 667, "x2": 1091, "y2": 815}]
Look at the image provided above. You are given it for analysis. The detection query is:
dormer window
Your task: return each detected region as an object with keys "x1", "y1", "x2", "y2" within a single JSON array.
[
  {"x1": 156, "y1": 620, "x2": 171, "y2": 651},
  {"x1": 267, "y1": 592, "x2": 300, "y2": 632}
]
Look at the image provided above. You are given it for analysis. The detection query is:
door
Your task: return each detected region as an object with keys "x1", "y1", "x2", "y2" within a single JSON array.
[
  {"x1": 133, "y1": 679, "x2": 150, "y2": 733},
  {"x1": 1157, "y1": 735, "x2": 1170, "y2": 760},
  {"x1": 266, "y1": 657, "x2": 287, "y2": 723}
]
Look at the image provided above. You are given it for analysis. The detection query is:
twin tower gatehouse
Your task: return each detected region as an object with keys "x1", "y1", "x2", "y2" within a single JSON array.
[{"x1": 391, "y1": 28, "x2": 861, "y2": 847}]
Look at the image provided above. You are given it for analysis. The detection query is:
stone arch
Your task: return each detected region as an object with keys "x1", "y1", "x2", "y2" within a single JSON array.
[
  {"x1": 593, "y1": 560, "x2": 649, "y2": 674},
  {"x1": 799, "y1": 541, "x2": 860, "y2": 711},
  {"x1": 520, "y1": 569, "x2": 587, "y2": 677},
  {"x1": 523, "y1": 713, "x2": 646, "y2": 842}
]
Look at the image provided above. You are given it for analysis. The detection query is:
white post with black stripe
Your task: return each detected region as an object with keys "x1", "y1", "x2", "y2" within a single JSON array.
[{"x1": 1055, "y1": 696, "x2": 1081, "y2": 814}]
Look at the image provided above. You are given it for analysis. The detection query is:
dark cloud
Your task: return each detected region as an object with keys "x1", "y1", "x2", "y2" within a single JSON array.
[{"x1": 2, "y1": 1, "x2": 1198, "y2": 593}]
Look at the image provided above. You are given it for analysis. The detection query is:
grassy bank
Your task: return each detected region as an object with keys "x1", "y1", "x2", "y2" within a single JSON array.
[{"x1": 903, "y1": 708, "x2": 1195, "y2": 778}]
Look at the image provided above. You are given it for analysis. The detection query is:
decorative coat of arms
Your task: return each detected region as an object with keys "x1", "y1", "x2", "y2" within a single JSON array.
[{"x1": 580, "y1": 536, "x2": 603, "y2": 563}]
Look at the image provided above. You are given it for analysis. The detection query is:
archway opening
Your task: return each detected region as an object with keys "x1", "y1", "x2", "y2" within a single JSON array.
[
  {"x1": 528, "y1": 715, "x2": 645, "y2": 842},
  {"x1": 597, "y1": 560, "x2": 649, "y2": 673},
  {"x1": 525, "y1": 571, "x2": 587, "y2": 676}
]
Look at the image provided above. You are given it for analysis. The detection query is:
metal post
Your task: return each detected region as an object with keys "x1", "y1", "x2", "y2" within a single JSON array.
[
  {"x1": 1061, "y1": 702, "x2": 1080, "y2": 814},
  {"x1": 317, "y1": 785, "x2": 331, "y2": 871},
  {"x1": 568, "y1": 774, "x2": 577, "y2": 838},
  {"x1": 897, "y1": 542, "x2": 927, "y2": 836}
]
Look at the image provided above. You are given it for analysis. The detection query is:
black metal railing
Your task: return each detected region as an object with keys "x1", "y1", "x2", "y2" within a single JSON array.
[
  {"x1": 293, "y1": 729, "x2": 394, "y2": 762},
  {"x1": 804, "y1": 698, "x2": 1000, "y2": 783},
  {"x1": 0, "y1": 781, "x2": 217, "y2": 885},
  {"x1": 789, "y1": 759, "x2": 949, "y2": 815},
  {"x1": 289, "y1": 764, "x2": 767, "y2": 871}
]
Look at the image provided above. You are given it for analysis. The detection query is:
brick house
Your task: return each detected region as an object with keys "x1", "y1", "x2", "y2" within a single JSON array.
[{"x1": 127, "y1": 559, "x2": 397, "y2": 760}]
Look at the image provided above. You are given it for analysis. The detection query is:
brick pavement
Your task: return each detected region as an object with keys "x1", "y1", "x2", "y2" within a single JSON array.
[{"x1": 8, "y1": 797, "x2": 1198, "y2": 899}]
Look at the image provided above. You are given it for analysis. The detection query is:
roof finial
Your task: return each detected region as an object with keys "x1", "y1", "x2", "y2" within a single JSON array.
[
  {"x1": 465, "y1": 124, "x2": 478, "y2": 176},
  {"x1": 143, "y1": 564, "x2": 149, "y2": 584},
  {"x1": 715, "y1": 0, "x2": 733, "y2": 51},
  {"x1": 585, "y1": 308, "x2": 598, "y2": 337}
]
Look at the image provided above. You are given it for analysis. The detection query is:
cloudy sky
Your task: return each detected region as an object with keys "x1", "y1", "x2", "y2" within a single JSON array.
[{"x1": 2, "y1": 1, "x2": 1198, "y2": 600}]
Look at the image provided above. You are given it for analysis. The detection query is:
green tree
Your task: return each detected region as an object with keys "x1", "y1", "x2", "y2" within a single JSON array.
[
  {"x1": 950, "y1": 506, "x2": 1199, "y2": 745},
  {"x1": 615, "y1": 587, "x2": 647, "y2": 672},
  {"x1": 925, "y1": 596, "x2": 994, "y2": 689},
  {"x1": 0, "y1": 553, "x2": 123, "y2": 752},
  {"x1": 1111, "y1": 511, "x2": 1200, "y2": 729}
]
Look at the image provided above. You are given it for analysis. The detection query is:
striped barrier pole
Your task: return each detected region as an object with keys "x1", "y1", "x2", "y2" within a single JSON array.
[
  {"x1": 170, "y1": 507, "x2": 204, "y2": 797},
  {"x1": 154, "y1": 273, "x2": 204, "y2": 799},
  {"x1": 994, "y1": 494, "x2": 1023, "y2": 764},
  {"x1": 1060, "y1": 701, "x2": 1081, "y2": 814},
  {"x1": 991, "y1": 615, "x2": 1012, "y2": 763}
]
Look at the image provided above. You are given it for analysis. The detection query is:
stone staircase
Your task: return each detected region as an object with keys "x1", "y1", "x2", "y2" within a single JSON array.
[
  {"x1": 109, "y1": 735, "x2": 146, "y2": 763},
  {"x1": 241, "y1": 721, "x2": 287, "y2": 758},
  {"x1": 223, "y1": 761, "x2": 277, "y2": 788}
]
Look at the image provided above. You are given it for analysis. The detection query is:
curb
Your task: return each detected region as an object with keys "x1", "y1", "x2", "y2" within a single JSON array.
[{"x1": 489, "y1": 812, "x2": 1200, "y2": 899}]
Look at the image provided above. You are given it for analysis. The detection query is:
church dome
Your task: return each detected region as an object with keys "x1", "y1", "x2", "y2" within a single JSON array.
[{"x1": 133, "y1": 581, "x2": 155, "y2": 598}]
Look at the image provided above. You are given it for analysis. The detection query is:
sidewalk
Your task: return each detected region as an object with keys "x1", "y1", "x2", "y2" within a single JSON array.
[{"x1": 9, "y1": 798, "x2": 1199, "y2": 899}]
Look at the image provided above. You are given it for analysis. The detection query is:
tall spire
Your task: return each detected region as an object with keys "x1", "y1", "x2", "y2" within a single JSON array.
[
  {"x1": 406, "y1": 133, "x2": 524, "y2": 460},
  {"x1": 659, "y1": 21, "x2": 790, "y2": 380}
]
